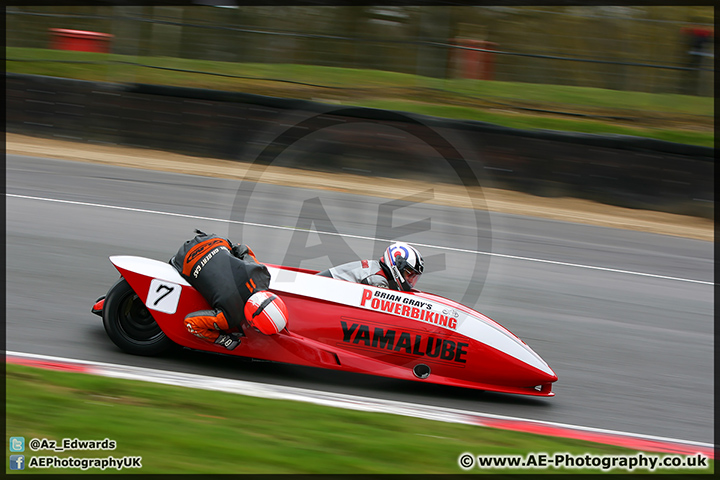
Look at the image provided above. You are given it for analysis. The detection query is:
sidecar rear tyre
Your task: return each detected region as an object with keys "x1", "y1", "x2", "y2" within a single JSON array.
[{"x1": 103, "y1": 278, "x2": 173, "y2": 356}]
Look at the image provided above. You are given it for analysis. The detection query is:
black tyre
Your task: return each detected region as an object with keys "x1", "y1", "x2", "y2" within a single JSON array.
[{"x1": 102, "y1": 278, "x2": 173, "y2": 356}]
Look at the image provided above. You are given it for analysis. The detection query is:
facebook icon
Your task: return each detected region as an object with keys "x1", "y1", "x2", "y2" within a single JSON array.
[{"x1": 9, "y1": 455, "x2": 25, "y2": 470}]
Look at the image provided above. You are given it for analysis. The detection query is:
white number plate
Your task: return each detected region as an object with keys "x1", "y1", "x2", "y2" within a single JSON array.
[{"x1": 146, "y1": 279, "x2": 181, "y2": 314}]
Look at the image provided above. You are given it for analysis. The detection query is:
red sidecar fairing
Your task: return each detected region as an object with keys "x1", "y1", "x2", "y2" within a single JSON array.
[{"x1": 110, "y1": 256, "x2": 557, "y2": 397}]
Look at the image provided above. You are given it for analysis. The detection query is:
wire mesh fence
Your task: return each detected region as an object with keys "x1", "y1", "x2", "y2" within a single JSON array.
[{"x1": 5, "y1": 5, "x2": 715, "y2": 97}]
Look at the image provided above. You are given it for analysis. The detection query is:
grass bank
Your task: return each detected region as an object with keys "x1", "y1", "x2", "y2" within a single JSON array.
[
  {"x1": 6, "y1": 47, "x2": 714, "y2": 147},
  {"x1": 6, "y1": 364, "x2": 712, "y2": 474}
]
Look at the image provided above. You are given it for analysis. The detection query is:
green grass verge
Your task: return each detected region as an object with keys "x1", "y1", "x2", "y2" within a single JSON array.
[
  {"x1": 6, "y1": 47, "x2": 714, "y2": 147},
  {"x1": 348, "y1": 99, "x2": 714, "y2": 146},
  {"x1": 5, "y1": 363, "x2": 713, "y2": 474}
]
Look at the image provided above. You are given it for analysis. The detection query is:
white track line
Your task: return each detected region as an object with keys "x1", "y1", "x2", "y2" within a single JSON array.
[
  {"x1": 6, "y1": 351, "x2": 714, "y2": 457},
  {"x1": 7, "y1": 193, "x2": 713, "y2": 286}
]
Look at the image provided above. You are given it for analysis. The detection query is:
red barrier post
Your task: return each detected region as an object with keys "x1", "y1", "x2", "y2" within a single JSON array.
[
  {"x1": 49, "y1": 29, "x2": 113, "y2": 53},
  {"x1": 453, "y1": 38, "x2": 498, "y2": 80}
]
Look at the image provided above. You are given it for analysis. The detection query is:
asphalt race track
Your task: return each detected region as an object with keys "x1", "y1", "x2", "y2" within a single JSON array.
[{"x1": 6, "y1": 154, "x2": 714, "y2": 445}]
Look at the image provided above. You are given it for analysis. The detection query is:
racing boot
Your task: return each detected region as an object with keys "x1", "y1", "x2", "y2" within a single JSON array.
[{"x1": 185, "y1": 309, "x2": 240, "y2": 350}]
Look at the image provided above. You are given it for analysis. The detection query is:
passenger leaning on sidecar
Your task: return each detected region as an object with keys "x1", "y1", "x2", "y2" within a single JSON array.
[
  {"x1": 170, "y1": 230, "x2": 288, "y2": 351},
  {"x1": 317, "y1": 242, "x2": 424, "y2": 292}
]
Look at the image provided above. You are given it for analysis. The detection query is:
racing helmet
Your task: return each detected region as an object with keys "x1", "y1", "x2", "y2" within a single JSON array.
[
  {"x1": 244, "y1": 291, "x2": 288, "y2": 335},
  {"x1": 380, "y1": 242, "x2": 424, "y2": 291}
]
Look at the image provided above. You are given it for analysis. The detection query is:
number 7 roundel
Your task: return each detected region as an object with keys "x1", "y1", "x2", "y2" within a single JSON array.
[{"x1": 146, "y1": 279, "x2": 182, "y2": 314}]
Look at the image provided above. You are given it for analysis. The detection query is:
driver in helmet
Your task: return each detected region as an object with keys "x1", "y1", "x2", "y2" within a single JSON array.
[
  {"x1": 317, "y1": 242, "x2": 424, "y2": 292},
  {"x1": 170, "y1": 230, "x2": 288, "y2": 351}
]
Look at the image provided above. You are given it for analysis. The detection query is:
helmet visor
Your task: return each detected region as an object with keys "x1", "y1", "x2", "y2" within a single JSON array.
[{"x1": 403, "y1": 268, "x2": 421, "y2": 288}]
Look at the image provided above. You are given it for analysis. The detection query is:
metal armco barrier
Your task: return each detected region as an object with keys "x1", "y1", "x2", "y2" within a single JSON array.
[{"x1": 6, "y1": 73, "x2": 714, "y2": 218}]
